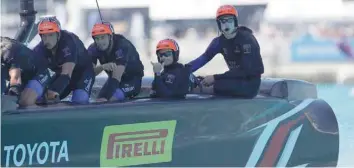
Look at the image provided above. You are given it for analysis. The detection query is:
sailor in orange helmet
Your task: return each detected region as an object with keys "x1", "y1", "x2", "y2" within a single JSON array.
[
  {"x1": 19, "y1": 16, "x2": 95, "y2": 106},
  {"x1": 150, "y1": 38, "x2": 195, "y2": 98},
  {"x1": 186, "y1": 5, "x2": 264, "y2": 98},
  {"x1": 88, "y1": 21, "x2": 144, "y2": 102}
]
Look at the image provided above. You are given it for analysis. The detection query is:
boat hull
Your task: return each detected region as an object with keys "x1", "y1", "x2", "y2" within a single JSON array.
[{"x1": 1, "y1": 97, "x2": 339, "y2": 167}]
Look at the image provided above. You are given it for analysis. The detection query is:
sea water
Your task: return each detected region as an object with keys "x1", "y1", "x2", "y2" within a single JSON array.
[{"x1": 317, "y1": 84, "x2": 354, "y2": 166}]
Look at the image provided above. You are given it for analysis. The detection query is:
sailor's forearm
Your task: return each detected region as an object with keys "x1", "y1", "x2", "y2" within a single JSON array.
[{"x1": 112, "y1": 65, "x2": 125, "y2": 82}]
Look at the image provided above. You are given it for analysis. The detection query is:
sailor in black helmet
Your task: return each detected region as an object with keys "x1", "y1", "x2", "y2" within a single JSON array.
[
  {"x1": 19, "y1": 16, "x2": 95, "y2": 106},
  {"x1": 88, "y1": 21, "x2": 144, "y2": 102},
  {"x1": 186, "y1": 5, "x2": 264, "y2": 98}
]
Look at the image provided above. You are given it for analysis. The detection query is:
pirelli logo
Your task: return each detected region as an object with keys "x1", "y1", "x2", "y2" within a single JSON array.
[
  {"x1": 106, "y1": 129, "x2": 168, "y2": 159},
  {"x1": 100, "y1": 121, "x2": 177, "y2": 167}
]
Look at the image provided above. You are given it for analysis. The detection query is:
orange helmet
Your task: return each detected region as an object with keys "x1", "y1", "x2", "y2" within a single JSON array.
[
  {"x1": 91, "y1": 22, "x2": 114, "y2": 37},
  {"x1": 216, "y1": 5, "x2": 238, "y2": 19},
  {"x1": 156, "y1": 38, "x2": 180, "y2": 62},
  {"x1": 38, "y1": 16, "x2": 61, "y2": 35}
]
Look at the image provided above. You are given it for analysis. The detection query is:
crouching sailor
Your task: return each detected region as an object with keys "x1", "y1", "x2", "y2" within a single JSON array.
[
  {"x1": 1, "y1": 36, "x2": 39, "y2": 97},
  {"x1": 19, "y1": 16, "x2": 95, "y2": 107},
  {"x1": 150, "y1": 38, "x2": 194, "y2": 98},
  {"x1": 88, "y1": 21, "x2": 144, "y2": 102}
]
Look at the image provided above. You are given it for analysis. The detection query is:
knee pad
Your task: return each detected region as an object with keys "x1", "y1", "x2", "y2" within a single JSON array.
[
  {"x1": 72, "y1": 89, "x2": 89, "y2": 104},
  {"x1": 25, "y1": 80, "x2": 44, "y2": 99},
  {"x1": 113, "y1": 88, "x2": 125, "y2": 101}
]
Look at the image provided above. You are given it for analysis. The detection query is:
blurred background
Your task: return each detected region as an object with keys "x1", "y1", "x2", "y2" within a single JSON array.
[{"x1": 1, "y1": 0, "x2": 354, "y2": 166}]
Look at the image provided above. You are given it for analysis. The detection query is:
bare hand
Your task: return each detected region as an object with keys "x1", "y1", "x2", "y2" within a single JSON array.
[
  {"x1": 201, "y1": 75, "x2": 215, "y2": 86},
  {"x1": 151, "y1": 61, "x2": 164, "y2": 74},
  {"x1": 102, "y1": 63, "x2": 117, "y2": 71},
  {"x1": 46, "y1": 90, "x2": 59, "y2": 100}
]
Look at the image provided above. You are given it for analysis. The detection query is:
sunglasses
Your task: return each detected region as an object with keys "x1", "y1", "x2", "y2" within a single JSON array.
[
  {"x1": 219, "y1": 17, "x2": 234, "y2": 24},
  {"x1": 157, "y1": 50, "x2": 174, "y2": 58}
]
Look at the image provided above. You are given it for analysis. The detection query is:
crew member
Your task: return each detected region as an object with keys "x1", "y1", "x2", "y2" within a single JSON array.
[
  {"x1": 19, "y1": 16, "x2": 95, "y2": 106},
  {"x1": 186, "y1": 5, "x2": 264, "y2": 98},
  {"x1": 1, "y1": 36, "x2": 39, "y2": 96},
  {"x1": 150, "y1": 38, "x2": 194, "y2": 98},
  {"x1": 88, "y1": 21, "x2": 144, "y2": 102}
]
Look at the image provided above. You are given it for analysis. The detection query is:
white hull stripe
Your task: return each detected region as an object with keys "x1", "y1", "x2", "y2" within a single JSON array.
[
  {"x1": 276, "y1": 124, "x2": 304, "y2": 167},
  {"x1": 246, "y1": 99, "x2": 315, "y2": 167}
]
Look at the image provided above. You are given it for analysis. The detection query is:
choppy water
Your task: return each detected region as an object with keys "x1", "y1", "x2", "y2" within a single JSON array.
[{"x1": 317, "y1": 84, "x2": 354, "y2": 166}]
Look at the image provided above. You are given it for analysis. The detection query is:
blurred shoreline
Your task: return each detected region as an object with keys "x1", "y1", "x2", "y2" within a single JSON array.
[{"x1": 2, "y1": 0, "x2": 354, "y2": 85}]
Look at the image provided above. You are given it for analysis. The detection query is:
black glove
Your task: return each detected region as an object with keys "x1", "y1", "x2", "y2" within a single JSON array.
[
  {"x1": 195, "y1": 76, "x2": 204, "y2": 87},
  {"x1": 187, "y1": 75, "x2": 204, "y2": 93},
  {"x1": 7, "y1": 84, "x2": 22, "y2": 96}
]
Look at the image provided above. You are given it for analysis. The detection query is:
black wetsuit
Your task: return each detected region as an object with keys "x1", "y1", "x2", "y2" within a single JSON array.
[
  {"x1": 151, "y1": 63, "x2": 193, "y2": 98},
  {"x1": 1, "y1": 36, "x2": 39, "y2": 95},
  {"x1": 88, "y1": 34, "x2": 144, "y2": 100},
  {"x1": 28, "y1": 30, "x2": 95, "y2": 103},
  {"x1": 187, "y1": 26, "x2": 264, "y2": 98}
]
